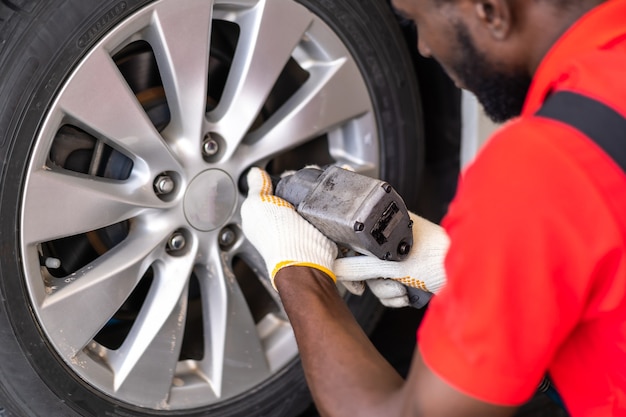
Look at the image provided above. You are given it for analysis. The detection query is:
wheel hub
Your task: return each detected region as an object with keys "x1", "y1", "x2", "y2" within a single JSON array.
[{"x1": 184, "y1": 169, "x2": 237, "y2": 231}]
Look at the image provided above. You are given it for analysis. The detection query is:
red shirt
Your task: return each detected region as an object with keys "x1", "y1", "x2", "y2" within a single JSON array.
[{"x1": 418, "y1": 1, "x2": 626, "y2": 415}]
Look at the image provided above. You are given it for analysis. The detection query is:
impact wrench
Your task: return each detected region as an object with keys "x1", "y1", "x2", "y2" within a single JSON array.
[
  {"x1": 264, "y1": 165, "x2": 432, "y2": 305},
  {"x1": 274, "y1": 165, "x2": 413, "y2": 262}
]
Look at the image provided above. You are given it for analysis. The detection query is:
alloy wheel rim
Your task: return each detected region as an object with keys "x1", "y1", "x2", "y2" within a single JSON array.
[{"x1": 20, "y1": 0, "x2": 379, "y2": 410}]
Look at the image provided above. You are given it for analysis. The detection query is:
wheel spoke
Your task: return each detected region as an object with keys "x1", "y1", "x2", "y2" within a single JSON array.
[
  {"x1": 39, "y1": 227, "x2": 171, "y2": 357},
  {"x1": 112, "y1": 291, "x2": 188, "y2": 404},
  {"x1": 195, "y1": 249, "x2": 227, "y2": 397},
  {"x1": 240, "y1": 55, "x2": 370, "y2": 165},
  {"x1": 209, "y1": 0, "x2": 314, "y2": 149},
  {"x1": 238, "y1": 239, "x2": 283, "y2": 308},
  {"x1": 57, "y1": 47, "x2": 182, "y2": 173},
  {"x1": 110, "y1": 247, "x2": 197, "y2": 391},
  {"x1": 22, "y1": 169, "x2": 162, "y2": 244},
  {"x1": 147, "y1": 0, "x2": 213, "y2": 142},
  {"x1": 196, "y1": 245, "x2": 270, "y2": 398}
]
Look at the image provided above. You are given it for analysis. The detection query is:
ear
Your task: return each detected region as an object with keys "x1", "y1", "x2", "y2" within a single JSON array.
[{"x1": 474, "y1": 0, "x2": 511, "y2": 40}]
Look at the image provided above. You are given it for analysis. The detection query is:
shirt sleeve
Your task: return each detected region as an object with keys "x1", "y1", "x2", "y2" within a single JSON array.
[{"x1": 418, "y1": 118, "x2": 617, "y2": 405}]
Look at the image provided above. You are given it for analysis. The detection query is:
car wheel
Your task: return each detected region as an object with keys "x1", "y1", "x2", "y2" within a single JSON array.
[{"x1": 0, "y1": 0, "x2": 422, "y2": 415}]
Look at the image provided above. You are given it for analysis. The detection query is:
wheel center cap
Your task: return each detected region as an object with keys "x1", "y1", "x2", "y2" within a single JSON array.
[{"x1": 184, "y1": 170, "x2": 237, "y2": 231}]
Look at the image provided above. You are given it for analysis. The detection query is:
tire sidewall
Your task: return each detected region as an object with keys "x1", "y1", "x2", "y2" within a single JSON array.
[
  {"x1": 0, "y1": 0, "x2": 422, "y2": 415},
  {"x1": 296, "y1": 0, "x2": 424, "y2": 203}
]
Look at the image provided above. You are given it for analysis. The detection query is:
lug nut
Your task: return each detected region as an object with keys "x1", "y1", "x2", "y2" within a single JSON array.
[
  {"x1": 219, "y1": 227, "x2": 236, "y2": 247},
  {"x1": 168, "y1": 232, "x2": 186, "y2": 251},
  {"x1": 202, "y1": 136, "x2": 219, "y2": 157},
  {"x1": 154, "y1": 175, "x2": 175, "y2": 195}
]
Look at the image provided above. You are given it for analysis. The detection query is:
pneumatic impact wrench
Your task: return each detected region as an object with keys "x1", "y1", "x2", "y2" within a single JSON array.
[{"x1": 274, "y1": 165, "x2": 413, "y2": 261}]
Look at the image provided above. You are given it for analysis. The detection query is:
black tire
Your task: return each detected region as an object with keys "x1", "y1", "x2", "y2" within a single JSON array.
[{"x1": 0, "y1": 0, "x2": 423, "y2": 416}]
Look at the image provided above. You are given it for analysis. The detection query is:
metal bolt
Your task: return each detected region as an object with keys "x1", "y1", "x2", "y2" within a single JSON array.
[
  {"x1": 382, "y1": 183, "x2": 392, "y2": 193},
  {"x1": 202, "y1": 136, "x2": 219, "y2": 157},
  {"x1": 219, "y1": 227, "x2": 236, "y2": 247},
  {"x1": 154, "y1": 175, "x2": 175, "y2": 195},
  {"x1": 398, "y1": 241, "x2": 411, "y2": 256},
  {"x1": 354, "y1": 222, "x2": 365, "y2": 232},
  {"x1": 168, "y1": 232, "x2": 186, "y2": 251}
]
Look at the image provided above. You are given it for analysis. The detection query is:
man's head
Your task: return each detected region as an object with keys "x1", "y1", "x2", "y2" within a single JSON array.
[{"x1": 393, "y1": 0, "x2": 604, "y2": 122}]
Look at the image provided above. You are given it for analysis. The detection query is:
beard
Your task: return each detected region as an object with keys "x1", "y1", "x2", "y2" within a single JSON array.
[{"x1": 450, "y1": 23, "x2": 532, "y2": 123}]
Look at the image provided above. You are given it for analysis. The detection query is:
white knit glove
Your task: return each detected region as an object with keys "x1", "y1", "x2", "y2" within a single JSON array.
[
  {"x1": 241, "y1": 167, "x2": 338, "y2": 290},
  {"x1": 333, "y1": 212, "x2": 449, "y2": 308}
]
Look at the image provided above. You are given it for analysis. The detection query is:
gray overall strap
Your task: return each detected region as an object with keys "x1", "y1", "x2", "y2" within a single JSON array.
[
  {"x1": 535, "y1": 90, "x2": 626, "y2": 412},
  {"x1": 536, "y1": 90, "x2": 626, "y2": 172}
]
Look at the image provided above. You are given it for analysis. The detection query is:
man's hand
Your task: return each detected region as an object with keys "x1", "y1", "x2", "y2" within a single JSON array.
[
  {"x1": 334, "y1": 212, "x2": 449, "y2": 308},
  {"x1": 240, "y1": 167, "x2": 338, "y2": 289}
]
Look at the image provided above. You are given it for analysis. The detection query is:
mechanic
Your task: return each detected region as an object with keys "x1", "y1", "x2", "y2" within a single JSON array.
[{"x1": 240, "y1": 0, "x2": 626, "y2": 416}]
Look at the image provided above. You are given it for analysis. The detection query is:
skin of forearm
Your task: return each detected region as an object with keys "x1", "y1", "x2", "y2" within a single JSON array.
[{"x1": 274, "y1": 266, "x2": 406, "y2": 417}]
